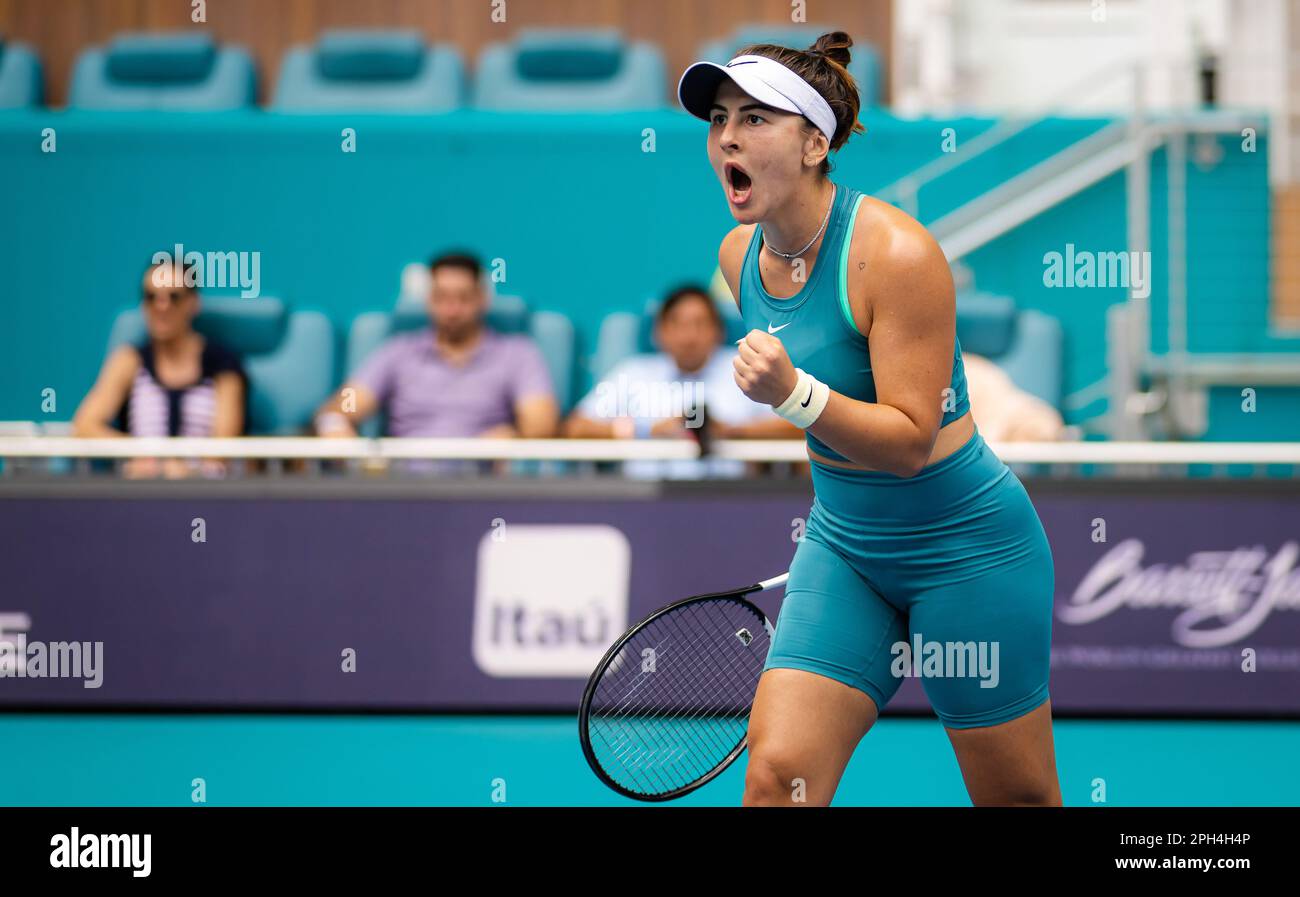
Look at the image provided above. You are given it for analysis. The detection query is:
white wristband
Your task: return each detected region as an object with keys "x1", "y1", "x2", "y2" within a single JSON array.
[{"x1": 773, "y1": 368, "x2": 829, "y2": 429}]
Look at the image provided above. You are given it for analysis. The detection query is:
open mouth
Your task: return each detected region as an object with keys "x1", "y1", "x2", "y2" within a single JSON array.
[{"x1": 724, "y1": 161, "x2": 753, "y2": 205}]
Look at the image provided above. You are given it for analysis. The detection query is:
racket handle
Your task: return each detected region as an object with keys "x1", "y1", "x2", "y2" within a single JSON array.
[{"x1": 757, "y1": 572, "x2": 789, "y2": 591}]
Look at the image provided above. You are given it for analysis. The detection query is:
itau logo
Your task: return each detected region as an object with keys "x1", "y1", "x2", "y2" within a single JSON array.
[{"x1": 473, "y1": 525, "x2": 631, "y2": 676}]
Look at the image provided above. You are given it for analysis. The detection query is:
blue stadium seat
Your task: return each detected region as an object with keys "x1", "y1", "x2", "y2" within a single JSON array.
[
  {"x1": 473, "y1": 27, "x2": 666, "y2": 111},
  {"x1": 591, "y1": 296, "x2": 748, "y2": 384},
  {"x1": 697, "y1": 25, "x2": 882, "y2": 108},
  {"x1": 70, "y1": 32, "x2": 256, "y2": 110},
  {"x1": 0, "y1": 37, "x2": 42, "y2": 108},
  {"x1": 346, "y1": 296, "x2": 575, "y2": 436},
  {"x1": 272, "y1": 29, "x2": 465, "y2": 112},
  {"x1": 956, "y1": 292, "x2": 1064, "y2": 409},
  {"x1": 106, "y1": 297, "x2": 334, "y2": 434}
]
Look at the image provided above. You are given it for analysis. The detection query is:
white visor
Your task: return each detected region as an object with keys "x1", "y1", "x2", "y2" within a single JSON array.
[{"x1": 677, "y1": 54, "x2": 837, "y2": 144}]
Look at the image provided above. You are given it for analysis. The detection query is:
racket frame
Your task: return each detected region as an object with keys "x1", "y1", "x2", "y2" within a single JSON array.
[{"x1": 578, "y1": 582, "x2": 777, "y2": 803}]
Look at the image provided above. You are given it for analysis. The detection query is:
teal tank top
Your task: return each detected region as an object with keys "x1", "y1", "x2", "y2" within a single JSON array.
[{"x1": 737, "y1": 182, "x2": 970, "y2": 462}]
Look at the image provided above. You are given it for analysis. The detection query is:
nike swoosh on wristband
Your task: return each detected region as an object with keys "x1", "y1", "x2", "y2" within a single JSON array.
[
  {"x1": 768, "y1": 322, "x2": 791, "y2": 334},
  {"x1": 800, "y1": 385, "x2": 813, "y2": 408}
]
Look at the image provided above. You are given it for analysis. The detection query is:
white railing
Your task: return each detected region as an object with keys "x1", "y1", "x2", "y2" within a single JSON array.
[{"x1": 0, "y1": 437, "x2": 1297, "y2": 466}]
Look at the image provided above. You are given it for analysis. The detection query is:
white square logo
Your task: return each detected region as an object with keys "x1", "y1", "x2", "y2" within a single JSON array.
[{"x1": 473, "y1": 525, "x2": 630, "y2": 677}]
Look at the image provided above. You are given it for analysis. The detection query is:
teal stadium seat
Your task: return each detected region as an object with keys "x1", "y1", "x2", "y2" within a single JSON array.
[
  {"x1": 70, "y1": 32, "x2": 255, "y2": 110},
  {"x1": 107, "y1": 297, "x2": 334, "y2": 434},
  {"x1": 593, "y1": 292, "x2": 1063, "y2": 411},
  {"x1": 472, "y1": 27, "x2": 666, "y2": 111},
  {"x1": 697, "y1": 24, "x2": 882, "y2": 108},
  {"x1": 347, "y1": 294, "x2": 576, "y2": 437},
  {"x1": 0, "y1": 37, "x2": 42, "y2": 108},
  {"x1": 272, "y1": 29, "x2": 465, "y2": 112},
  {"x1": 955, "y1": 292, "x2": 1064, "y2": 409}
]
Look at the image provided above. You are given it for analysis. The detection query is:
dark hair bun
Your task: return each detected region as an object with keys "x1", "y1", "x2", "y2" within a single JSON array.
[{"x1": 809, "y1": 31, "x2": 854, "y2": 69}]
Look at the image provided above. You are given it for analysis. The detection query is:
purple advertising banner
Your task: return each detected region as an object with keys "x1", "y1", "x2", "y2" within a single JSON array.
[{"x1": 1, "y1": 480, "x2": 1297, "y2": 715}]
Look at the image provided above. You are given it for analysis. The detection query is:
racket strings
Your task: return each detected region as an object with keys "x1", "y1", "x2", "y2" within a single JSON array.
[
  {"x1": 592, "y1": 617, "x2": 749, "y2": 786},
  {"x1": 594, "y1": 608, "x2": 757, "y2": 754},
  {"x1": 591, "y1": 636, "x2": 729, "y2": 789},
  {"x1": 598, "y1": 602, "x2": 768, "y2": 727},
  {"x1": 595, "y1": 606, "x2": 758, "y2": 730},
  {"x1": 600, "y1": 609, "x2": 765, "y2": 783},
  {"x1": 590, "y1": 603, "x2": 765, "y2": 719},
  {"x1": 586, "y1": 597, "x2": 771, "y2": 797},
  {"x1": 591, "y1": 677, "x2": 736, "y2": 792},
  {"x1": 619, "y1": 606, "x2": 763, "y2": 761}
]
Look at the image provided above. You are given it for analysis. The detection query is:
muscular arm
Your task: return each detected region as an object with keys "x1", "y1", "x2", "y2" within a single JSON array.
[
  {"x1": 731, "y1": 211, "x2": 956, "y2": 477},
  {"x1": 807, "y1": 226, "x2": 954, "y2": 475}
]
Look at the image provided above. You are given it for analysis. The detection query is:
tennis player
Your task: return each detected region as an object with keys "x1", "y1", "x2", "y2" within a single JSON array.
[{"x1": 677, "y1": 32, "x2": 1062, "y2": 806}]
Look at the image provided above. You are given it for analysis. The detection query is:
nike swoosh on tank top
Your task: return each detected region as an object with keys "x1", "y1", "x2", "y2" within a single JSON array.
[{"x1": 737, "y1": 182, "x2": 971, "y2": 463}]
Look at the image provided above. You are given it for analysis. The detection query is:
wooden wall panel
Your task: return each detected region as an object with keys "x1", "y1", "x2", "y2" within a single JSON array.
[{"x1": 1, "y1": 0, "x2": 891, "y2": 107}]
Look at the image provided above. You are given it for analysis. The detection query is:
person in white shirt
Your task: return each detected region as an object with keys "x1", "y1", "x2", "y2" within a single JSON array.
[{"x1": 564, "y1": 285, "x2": 798, "y2": 478}]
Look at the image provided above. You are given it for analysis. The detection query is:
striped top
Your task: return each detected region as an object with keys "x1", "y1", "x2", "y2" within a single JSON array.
[{"x1": 115, "y1": 339, "x2": 247, "y2": 437}]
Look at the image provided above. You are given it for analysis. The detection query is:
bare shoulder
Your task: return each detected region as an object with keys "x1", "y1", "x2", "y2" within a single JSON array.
[
  {"x1": 848, "y1": 196, "x2": 954, "y2": 320},
  {"x1": 104, "y1": 344, "x2": 142, "y2": 380},
  {"x1": 717, "y1": 223, "x2": 758, "y2": 307}
]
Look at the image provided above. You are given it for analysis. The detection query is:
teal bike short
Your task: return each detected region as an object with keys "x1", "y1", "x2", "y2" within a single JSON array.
[{"x1": 765, "y1": 426, "x2": 1055, "y2": 729}]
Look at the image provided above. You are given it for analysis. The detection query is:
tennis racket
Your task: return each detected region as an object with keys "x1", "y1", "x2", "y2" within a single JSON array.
[{"x1": 578, "y1": 572, "x2": 789, "y2": 802}]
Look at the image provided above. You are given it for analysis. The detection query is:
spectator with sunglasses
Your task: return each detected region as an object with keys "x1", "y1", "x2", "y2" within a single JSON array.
[{"x1": 73, "y1": 258, "x2": 248, "y2": 477}]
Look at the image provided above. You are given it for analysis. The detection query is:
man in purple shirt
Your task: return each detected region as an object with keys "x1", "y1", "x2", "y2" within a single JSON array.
[{"x1": 315, "y1": 252, "x2": 558, "y2": 439}]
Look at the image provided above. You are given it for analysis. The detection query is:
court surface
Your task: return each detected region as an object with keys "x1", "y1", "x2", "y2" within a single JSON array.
[{"x1": 2, "y1": 715, "x2": 1294, "y2": 806}]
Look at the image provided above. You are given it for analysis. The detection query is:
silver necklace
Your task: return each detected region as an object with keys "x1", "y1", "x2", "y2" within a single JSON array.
[{"x1": 764, "y1": 184, "x2": 836, "y2": 260}]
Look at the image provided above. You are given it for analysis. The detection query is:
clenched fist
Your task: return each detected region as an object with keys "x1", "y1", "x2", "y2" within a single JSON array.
[{"x1": 734, "y1": 329, "x2": 799, "y2": 407}]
